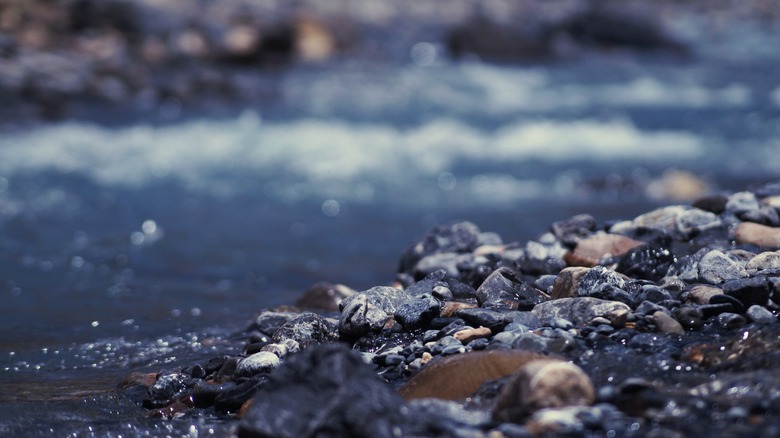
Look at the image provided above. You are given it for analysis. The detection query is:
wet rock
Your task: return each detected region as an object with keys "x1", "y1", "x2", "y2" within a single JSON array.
[
  {"x1": 520, "y1": 234, "x2": 567, "y2": 275},
  {"x1": 564, "y1": 232, "x2": 645, "y2": 267},
  {"x1": 717, "y1": 312, "x2": 747, "y2": 330},
  {"x1": 554, "y1": 266, "x2": 628, "y2": 302},
  {"x1": 551, "y1": 214, "x2": 598, "y2": 247},
  {"x1": 698, "y1": 250, "x2": 748, "y2": 284},
  {"x1": 394, "y1": 293, "x2": 441, "y2": 330},
  {"x1": 236, "y1": 352, "x2": 281, "y2": 377},
  {"x1": 746, "y1": 305, "x2": 775, "y2": 324},
  {"x1": 271, "y1": 312, "x2": 338, "y2": 352},
  {"x1": 214, "y1": 376, "x2": 268, "y2": 414},
  {"x1": 293, "y1": 282, "x2": 355, "y2": 311},
  {"x1": 610, "y1": 206, "x2": 720, "y2": 239},
  {"x1": 440, "y1": 301, "x2": 477, "y2": 317},
  {"x1": 723, "y1": 276, "x2": 770, "y2": 308},
  {"x1": 745, "y1": 251, "x2": 780, "y2": 272},
  {"x1": 339, "y1": 286, "x2": 411, "y2": 340},
  {"x1": 652, "y1": 311, "x2": 684, "y2": 335},
  {"x1": 709, "y1": 293, "x2": 745, "y2": 314},
  {"x1": 727, "y1": 191, "x2": 760, "y2": 215},
  {"x1": 688, "y1": 284, "x2": 724, "y2": 305},
  {"x1": 492, "y1": 359, "x2": 595, "y2": 423},
  {"x1": 693, "y1": 193, "x2": 729, "y2": 214},
  {"x1": 456, "y1": 307, "x2": 507, "y2": 333},
  {"x1": 476, "y1": 267, "x2": 546, "y2": 310},
  {"x1": 398, "y1": 221, "x2": 482, "y2": 276},
  {"x1": 551, "y1": 267, "x2": 590, "y2": 299},
  {"x1": 504, "y1": 311, "x2": 542, "y2": 330},
  {"x1": 404, "y1": 398, "x2": 489, "y2": 437},
  {"x1": 734, "y1": 222, "x2": 780, "y2": 249},
  {"x1": 144, "y1": 372, "x2": 195, "y2": 409},
  {"x1": 399, "y1": 350, "x2": 546, "y2": 401},
  {"x1": 634, "y1": 285, "x2": 673, "y2": 305},
  {"x1": 616, "y1": 240, "x2": 677, "y2": 282},
  {"x1": 741, "y1": 206, "x2": 780, "y2": 226},
  {"x1": 532, "y1": 297, "x2": 630, "y2": 327},
  {"x1": 453, "y1": 326, "x2": 492, "y2": 343},
  {"x1": 249, "y1": 310, "x2": 298, "y2": 337},
  {"x1": 673, "y1": 305, "x2": 703, "y2": 330},
  {"x1": 405, "y1": 269, "x2": 477, "y2": 300},
  {"x1": 238, "y1": 344, "x2": 404, "y2": 438}
]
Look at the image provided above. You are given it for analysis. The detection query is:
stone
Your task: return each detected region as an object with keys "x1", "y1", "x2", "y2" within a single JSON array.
[
  {"x1": 532, "y1": 297, "x2": 631, "y2": 327},
  {"x1": 520, "y1": 235, "x2": 568, "y2": 275},
  {"x1": 564, "y1": 232, "x2": 645, "y2": 267},
  {"x1": 723, "y1": 276, "x2": 770, "y2": 308},
  {"x1": 717, "y1": 313, "x2": 746, "y2": 330},
  {"x1": 746, "y1": 251, "x2": 780, "y2": 273},
  {"x1": 551, "y1": 267, "x2": 590, "y2": 299},
  {"x1": 404, "y1": 398, "x2": 490, "y2": 437},
  {"x1": 440, "y1": 301, "x2": 477, "y2": 317},
  {"x1": 551, "y1": 214, "x2": 598, "y2": 247},
  {"x1": 616, "y1": 240, "x2": 677, "y2": 282},
  {"x1": 741, "y1": 206, "x2": 780, "y2": 227},
  {"x1": 735, "y1": 222, "x2": 780, "y2": 249},
  {"x1": 645, "y1": 170, "x2": 709, "y2": 201},
  {"x1": 453, "y1": 326, "x2": 492, "y2": 343},
  {"x1": 394, "y1": 293, "x2": 441, "y2": 330},
  {"x1": 492, "y1": 359, "x2": 595, "y2": 423},
  {"x1": 271, "y1": 313, "x2": 339, "y2": 351},
  {"x1": 398, "y1": 221, "x2": 482, "y2": 276},
  {"x1": 698, "y1": 250, "x2": 748, "y2": 284},
  {"x1": 399, "y1": 350, "x2": 546, "y2": 401},
  {"x1": 504, "y1": 311, "x2": 542, "y2": 330},
  {"x1": 236, "y1": 352, "x2": 281, "y2": 377},
  {"x1": 144, "y1": 372, "x2": 195, "y2": 409},
  {"x1": 651, "y1": 311, "x2": 684, "y2": 335},
  {"x1": 688, "y1": 285, "x2": 724, "y2": 305},
  {"x1": 573, "y1": 266, "x2": 627, "y2": 299},
  {"x1": 405, "y1": 269, "x2": 476, "y2": 300},
  {"x1": 293, "y1": 282, "x2": 355, "y2": 311},
  {"x1": 475, "y1": 267, "x2": 545, "y2": 310},
  {"x1": 675, "y1": 208, "x2": 722, "y2": 236},
  {"x1": 456, "y1": 307, "x2": 507, "y2": 333},
  {"x1": 693, "y1": 193, "x2": 729, "y2": 214},
  {"x1": 249, "y1": 311, "x2": 298, "y2": 336},
  {"x1": 214, "y1": 376, "x2": 268, "y2": 414},
  {"x1": 726, "y1": 191, "x2": 760, "y2": 214},
  {"x1": 746, "y1": 305, "x2": 775, "y2": 324},
  {"x1": 237, "y1": 344, "x2": 405, "y2": 438},
  {"x1": 339, "y1": 286, "x2": 412, "y2": 340}
]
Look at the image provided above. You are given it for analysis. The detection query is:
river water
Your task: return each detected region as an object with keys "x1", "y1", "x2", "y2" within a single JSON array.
[{"x1": 1, "y1": 16, "x2": 780, "y2": 436}]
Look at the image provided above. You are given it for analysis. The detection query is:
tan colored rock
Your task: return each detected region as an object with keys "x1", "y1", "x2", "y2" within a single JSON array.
[
  {"x1": 688, "y1": 285, "x2": 723, "y2": 304},
  {"x1": 399, "y1": 350, "x2": 546, "y2": 401},
  {"x1": 564, "y1": 232, "x2": 645, "y2": 267},
  {"x1": 746, "y1": 251, "x2": 780, "y2": 273},
  {"x1": 646, "y1": 169, "x2": 709, "y2": 201},
  {"x1": 735, "y1": 222, "x2": 780, "y2": 248},
  {"x1": 492, "y1": 359, "x2": 595, "y2": 423},
  {"x1": 652, "y1": 311, "x2": 685, "y2": 335},
  {"x1": 441, "y1": 301, "x2": 477, "y2": 317},
  {"x1": 453, "y1": 326, "x2": 492, "y2": 343},
  {"x1": 550, "y1": 267, "x2": 590, "y2": 299}
]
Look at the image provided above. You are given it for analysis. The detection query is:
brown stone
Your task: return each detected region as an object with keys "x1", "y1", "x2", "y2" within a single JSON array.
[
  {"x1": 688, "y1": 285, "x2": 723, "y2": 305},
  {"x1": 652, "y1": 311, "x2": 685, "y2": 335},
  {"x1": 293, "y1": 282, "x2": 355, "y2": 312},
  {"x1": 564, "y1": 232, "x2": 645, "y2": 267},
  {"x1": 735, "y1": 222, "x2": 780, "y2": 249},
  {"x1": 440, "y1": 301, "x2": 477, "y2": 317},
  {"x1": 645, "y1": 169, "x2": 709, "y2": 201},
  {"x1": 398, "y1": 350, "x2": 546, "y2": 401},
  {"x1": 492, "y1": 359, "x2": 595, "y2": 423},
  {"x1": 453, "y1": 326, "x2": 492, "y2": 343},
  {"x1": 550, "y1": 267, "x2": 590, "y2": 299}
]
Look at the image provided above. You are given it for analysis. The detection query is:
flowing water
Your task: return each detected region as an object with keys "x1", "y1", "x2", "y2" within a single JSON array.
[{"x1": 1, "y1": 18, "x2": 780, "y2": 436}]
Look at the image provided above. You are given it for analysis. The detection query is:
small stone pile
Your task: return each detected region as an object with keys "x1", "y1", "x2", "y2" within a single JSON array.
[{"x1": 120, "y1": 182, "x2": 780, "y2": 437}]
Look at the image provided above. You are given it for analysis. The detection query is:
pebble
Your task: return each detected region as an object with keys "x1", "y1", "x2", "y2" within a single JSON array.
[
  {"x1": 651, "y1": 311, "x2": 685, "y2": 335},
  {"x1": 727, "y1": 191, "x2": 760, "y2": 214},
  {"x1": 271, "y1": 312, "x2": 339, "y2": 351},
  {"x1": 492, "y1": 359, "x2": 595, "y2": 423},
  {"x1": 698, "y1": 250, "x2": 748, "y2": 284},
  {"x1": 394, "y1": 293, "x2": 441, "y2": 330},
  {"x1": 735, "y1": 222, "x2": 780, "y2": 249},
  {"x1": 293, "y1": 282, "x2": 355, "y2": 311},
  {"x1": 717, "y1": 312, "x2": 747, "y2": 330},
  {"x1": 723, "y1": 276, "x2": 770, "y2": 308},
  {"x1": 551, "y1": 266, "x2": 591, "y2": 299},
  {"x1": 532, "y1": 297, "x2": 630, "y2": 326},
  {"x1": 564, "y1": 232, "x2": 645, "y2": 267},
  {"x1": 688, "y1": 284, "x2": 724, "y2": 305},
  {"x1": 440, "y1": 301, "x2": 477, "y2": 317},
  {"x1": 236, "y1": 352, "x2": 281, "y2": 377},
  {"x1": 551, "y1": 214, "x2": 598, "y2": 246},
  {"x1": 453, "y1": 326, "x2": 492, "y2": 343},
  {"x1": 745, "y1": 305, "x2": 775, "y2": 324},
  {"x1": 745, "y1": 251, "x2": 780, "y2": 272},
  {"x1": 456, "y1": 307, "x2": 507, "y2": 332},
  {"x1": 338, "y1": 286, "x2": 411, "y2": 339}
]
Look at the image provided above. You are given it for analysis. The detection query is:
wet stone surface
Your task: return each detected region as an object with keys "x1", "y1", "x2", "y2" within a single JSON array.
[{"x1": 119, "y1": 183, "x2": 780, "y2": 436}]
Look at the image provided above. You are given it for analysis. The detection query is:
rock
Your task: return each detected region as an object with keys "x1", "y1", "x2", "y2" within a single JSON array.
[
  {"x1": 440, "y1": 301, "x2": 477, "y2": 317},
  {"x1": 734, "y1": 222, "x2": 780, "y2": 249},
  {"x1": 456, "y1": 307, "x2": 507, "y2": 333},
  {"x1": 236, "y1": 352, "x2": 281, "y2": 377},
  {"x1": 551, "y1": 267, "x2": 590, "y2": 299},
  {"x1": 688, "y1": 285, "x2": 724, "y2": 305},
  {"x1": 532, "y1": 297, "x2": 630, "y2": 327},
  {"x1": 693, "y1": 193, "x2": 729, "y2": 214},
  {"x1": 453, "y1": 326, "x2": 492, "y2": 343},
  {"x1": 249, "y1": 310, "x2": 298, "y2": 336},
  {"x1": 645, "y1": 170, "x2": 709, "y2": 201},
  {"x1": 726, "y1": 191, "x2": 760, "y2": 215},
  {"x1": 746, "y1": 305, "x2": 775, "y2": 324},
  {"x1": 492, "y1": 359, "x2": 595, "y2": 423},
  {"x1": 652, "y1": 311, "x2": 685, "y2": 335},
  {"x1": 557, "y1": 266, "x2": 626, "y2": 300},
  {"x1": 405, "y1": 269, "x2": 477, "y2": 300},
  {"x1": 404, "y1": 398, "x2": 490, "y2": 437},
  {"x1": 610, "y1": 206, "x2": 720, "y2": 239},
  {"x1": 615, "y1": 240, "x2": 676, "y2": 282},
  {"x1": 144, "y1": 372, "x2": 195, "y2": 409},
  {"x1": 745, "y1": 251, "x2": 780, "y2": 273},
  {"x1": 520, "y1": 234, "x2": 568, "y2": 275},
  {"x1": 476, "y1": 267, "x2": 546, "y2": 310},
  {"x1": 394, "y1": 293, "x2": 441, "y2": 330},
  {"x1": 238, "y1": 344, "x2": 405, "y2": 438},
  {"x1": 723, "y1": 276, "x2": 770, "y2": 308},
  {"x1": 294, "y1": 282, "x2": 355, "y2": 311},
  {"x1": 551, "y1": 214, "x2": 598, "y2": 247},
  {"x1": 741, "y1": 206, "x2": 780, "y2": 227},
  {"x1": 339, "y1": 286, "x2": 411, "y2": 340},
  {"x1": 698, "y1": 250, "x2": 748, "y2": 284},
  {"x1": 214, "y1": 376, "x2": 268, "y2": 414},
  {"x1": 398, "y1": 221, "x2": 482, "y2": 276},
  {"x1": 271, "y1": 313, "x2": 338, "y2": 352},
  {"x1": 564, "y1": 232, "x2": 645, "y2": 267},
  {"x1": 399, "y1": 350, "x2": 546, "y2": 401},
  {"x1": 717, "y1": 313, "x2": 746, "y2": 330}
]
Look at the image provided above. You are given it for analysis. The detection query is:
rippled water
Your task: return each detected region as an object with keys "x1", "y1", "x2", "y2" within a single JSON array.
[{"x1": 2, "y1": 26, "x2": 780, "y2": 435}]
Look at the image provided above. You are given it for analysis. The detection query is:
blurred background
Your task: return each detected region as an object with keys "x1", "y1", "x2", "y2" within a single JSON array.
[{"x1": 0, "y1": 0, "x2": 779, "y2": 432}]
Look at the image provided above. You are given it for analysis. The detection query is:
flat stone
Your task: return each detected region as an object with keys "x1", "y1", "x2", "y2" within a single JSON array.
[
  {"x1": 440, "y1": 301, "x2": 477, "y2": 317},
  {"x1": 456, "y1": 307, "x2": 507, "y2": 332},
  {"x1": 492, "y1": 359, "x2": 595, "y2": 423},
  {"x1": 564, "y1": 232, "x2": 645, "y2": 267},
  {"x1": 735, "y1": 222, "x2": 780, "y2": 249},
  {"x1": 394, "y1": 293, "x2": 441, "y2": 330}
]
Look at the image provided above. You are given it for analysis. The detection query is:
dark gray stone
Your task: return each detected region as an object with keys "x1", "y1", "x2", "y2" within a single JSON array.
[
  {"x1": 272, "y1": 312, "x2": 339, "y2": 350},
  {"x1": 394, "y1": 293, "x2": 441, "y2": 330},
  {"x1": 699, "y1": 250, "x2": 748, "y2": 284},
  {"x1": 238, "y1": 344, "x2": 405, "y2": 438},
  {"x1": 504, "y1": 311, "x2": 542, "y2": 330},
  {"x1": 717, "y1": 312, "x2": 747, "y2": 330},
  {"x1": 144, "y1": 372, "x2": 195, "y2": 409},
  {"x1": 214, "y1": 376, "x2": 268, "y2": 413},
  {"x1": 398, "y1": 221, "x2": 482, "y2": 276},
  {"x1": 339, "y1": 286, "x2": 413, "y2": 340},
  {"x1": 532, "y1": 297, "x2": 630, "y2": 326},
  {"x1": 476, "y1": 267, "x2": 545, "y2": 310},
  {"x1": 746, "y1": 305, "x2": 775, "y2": 324},
  {"x1": 551, "y1": 214, "x2": 598, "y2": 247},
  {"x1": 723, "y1": 276, "x2": 771, "y2": 308},
  {"x1": 456, "y1": 307, "x2": 507, "y2": 332}
]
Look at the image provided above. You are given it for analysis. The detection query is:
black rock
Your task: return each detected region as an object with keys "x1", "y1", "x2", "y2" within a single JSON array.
[
  {"x1": 693, "y1": 194, "x2": 729, "y2": 214},
  {"x1": 723, "y1": 277, "x2": 771, "y2": 308},
  {"x1": 551, "y1": 214, "x2": 598, "y2": 247},
  {"x1": 717, "y1": 313, "x2": 747, "y2": 330},
  {"x1": 398, "y1": 221, "x2": 482, "y2": 276},
  {"x1": 144, "y1": 372, "x2": 196, "y2": 409},
  {"x1": 237, "y1": 344, "x2": 405, "y2": 438},
  {"x1": 339, "y1": 286, "x2": 413, "y2": 340},
  {"x1": 476, "y1": 267, "x2": 545, "y2": 310},
  {"x1": 394, "y1": 293, "x2": 441, "y2": 330},
  {"x1": 192, "y1": 381, "x2": 236, "y2": 408},
  {"x1": 741, "y1": 207, "x2": 780, "y2": 227},
  {"x1": 616, "y1": 240, "x2": 677, "y2": 282},
  {"x1": 214, "y1": 376, "x2": 268, "y2": 413},
  {"x1": 271, "y1": 312, "x2": 339, "y2": 350},
  {"x1": 456, "y1": 307, "x2": 507, "y2": 333},
  {"x1": 633, "y1": 285, "x2": 673, "y2": 306}
]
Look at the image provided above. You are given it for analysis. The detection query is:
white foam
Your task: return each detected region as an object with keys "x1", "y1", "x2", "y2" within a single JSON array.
[{"x1": 0, "y1": 114, "x2": 703, "y2": 202}]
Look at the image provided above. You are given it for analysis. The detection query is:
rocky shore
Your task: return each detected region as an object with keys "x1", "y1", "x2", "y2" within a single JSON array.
[
  {"x1": 118, "y1": 181, "x2": 780, "y2": 437},
  {"x1": 2, "y1": 0, "x2": 777, "y2": 122}
]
